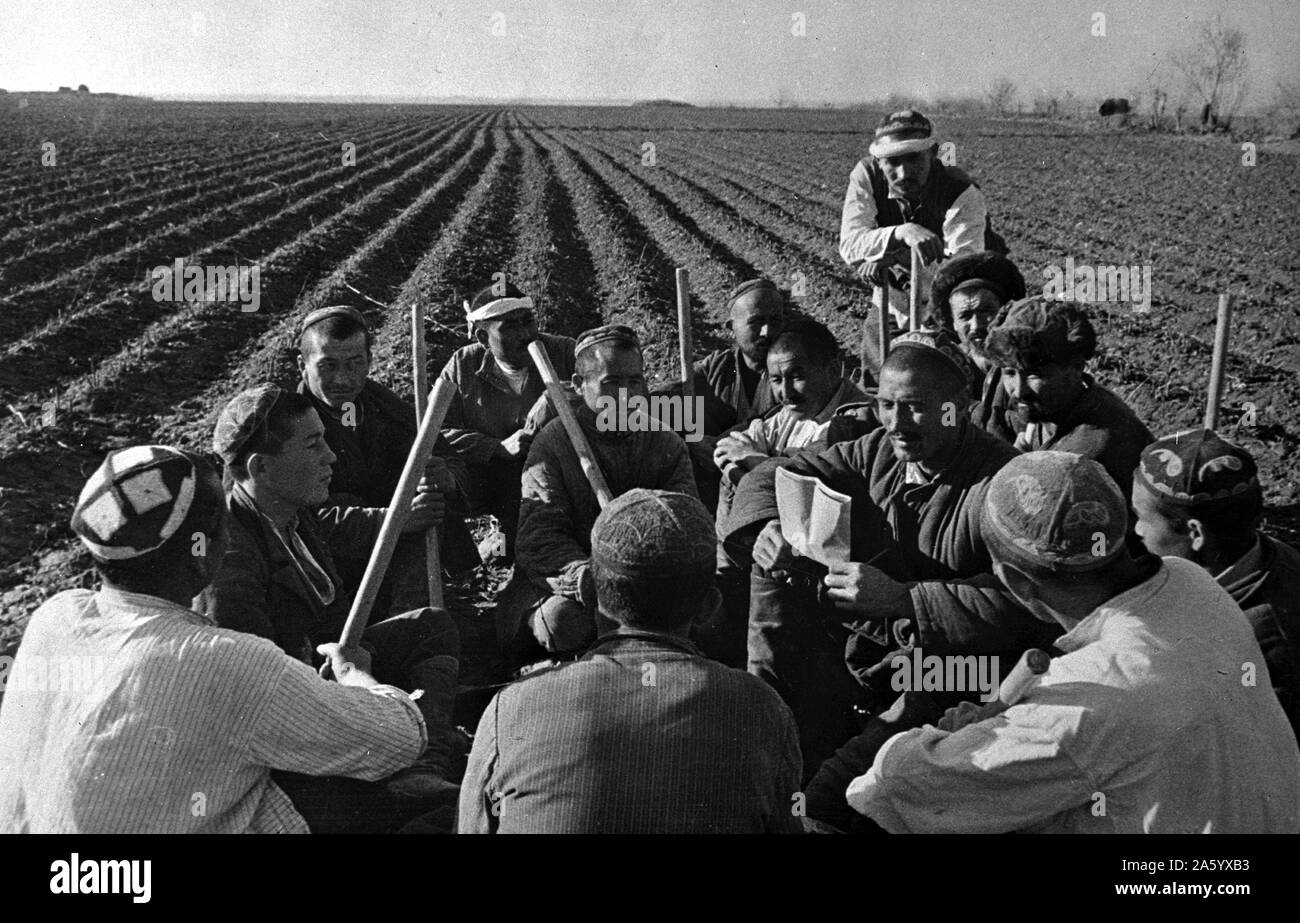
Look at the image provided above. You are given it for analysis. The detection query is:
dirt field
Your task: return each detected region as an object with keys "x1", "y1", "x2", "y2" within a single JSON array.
[{"x1": 1, "y1": 99, "x2": 1297, "y2": 654}]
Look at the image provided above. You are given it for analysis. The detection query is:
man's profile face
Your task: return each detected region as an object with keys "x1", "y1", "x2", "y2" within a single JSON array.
[
  {"x1": 999, "y1": 361, "x2": 1084, "y2": 423},
  {"x1": 949, "y1": 288, "x2": 1003, "y2": 371},
  {"x1": 730, "y1": 293, "x2": 783, "y2": 364},
  {"x1": 1131, "y1": 480, "x2": 1193, "y2": 560},
  {"x1": 298, "y1": 329, "x2": 370, "y2": 410},
  {"x1": 573, "y1": 345, "x2": 646, "y2": 416},
  {"x1": 477, "y1": 310, "x2": 538, "y2": 369},
  {"x1": 879, "y1": 148, "x2": 935, "y2": 199},
  {"x1": 767, "y1": 346, "x2": 838, "y2": 420},
  {"x1": 254, "y1": 409, "x2": 337, "y2": 509},
  {"x1": 875, "y1": 364, "x2": 961, "y2": 465}
]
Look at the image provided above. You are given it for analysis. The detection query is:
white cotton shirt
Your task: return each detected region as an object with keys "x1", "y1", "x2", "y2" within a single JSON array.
[
  {"x1": 847, "y1": 557, "x2": 1300, "y2": 833},
  {"x1": 0, "y1": 587, "x2": 426, "y2": 833}
]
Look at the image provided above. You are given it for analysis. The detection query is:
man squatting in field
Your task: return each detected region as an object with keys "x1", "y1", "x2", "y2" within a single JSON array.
[
  {"x1": 1132, "y1": 428, "x2": 1300, "y2": 740},
  {"x1": 493, "y1": 324, "x2": 697, "y2": 668},
  {"x1": 840, "y1": 109, "x2": 1007, "y2": 378},
  {"x1": 655, "y1": 278, "x2": 785, "y2": 511},
  {"x1": 827, "y1": 452, "x2": 1300, "y2": 834},
  {"x1": 702, "y1": 319, "x2": 867, "y2": 666},
  {"x1": 459, "y1": 489, "x2": 803, "y2": 834},
  {"x1": 295, "y1": 305, "x2": 481, "y2": 608},
  {"x1": 437, "y1": 282, "x2": 576, "y2": 561},
  {"x1": 722, "y1": 327, "x2": 1058, "y2": 781},
  {"x1": 199, "y1": 386, "x2": 464, "y2": 828},
  {"x1": 0, "y1": 447, "x2": 430, "y2": 833}
]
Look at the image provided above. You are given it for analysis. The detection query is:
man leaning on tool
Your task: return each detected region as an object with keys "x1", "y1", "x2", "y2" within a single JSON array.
[{"x1": 840, "y1": 109, "x2": 1007, "y2": 377}]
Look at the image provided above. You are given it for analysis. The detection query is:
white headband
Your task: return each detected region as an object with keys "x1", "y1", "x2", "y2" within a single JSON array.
[{"x1": 464, "y1": 296, "x2": 534, "y2": 335}]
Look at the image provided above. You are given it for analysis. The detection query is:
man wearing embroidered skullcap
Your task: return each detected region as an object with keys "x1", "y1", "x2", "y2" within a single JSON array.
[
  {"x1": 0, "y1": 447, "x2": 431, "y2": 833},
  {"x1": 493, "y1": 325, "x2": 698, "y2": 668},
  {"x1": 844, "y1": 450, "x2": 1300, "y2": 833},
  {"x1": 723, "y1": 326, "x2": 1053, "y2": 780},
  {"x1": 460, "y1": 489, "x2": 802, "y2": 833},
  {"x1": 200, "y1": 385, "x2": 465, "y2": 823},
  {"x1": 980, "y1": 296, "x2": 1153, "y2": 500},
  {"x1": 295, "y1": 304, "x2": 479, "y2": 610},
  {"x1": 1132, "y1": 428, "x2": 1300, "y2": 739},
  {"x1": 437, "y1": 281, "x2": 576, "y2": 560},
  {"x1": 840, "y1": 109, "x2": 1010, "y2": 377}
]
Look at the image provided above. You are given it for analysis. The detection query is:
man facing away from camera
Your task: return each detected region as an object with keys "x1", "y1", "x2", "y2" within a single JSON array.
[
  {"x1": 0, "y1": 447, "x2": 428, "y2": 833},
  {"x1": 459, "y1": 489, "x2": 802, "y2": 834},
  {"x1": 845, "y1": 451, "x2": 1300, "y2": 834}
]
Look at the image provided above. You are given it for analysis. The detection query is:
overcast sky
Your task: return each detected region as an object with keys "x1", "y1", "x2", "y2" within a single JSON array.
[{"x1": 2, "y1": 0, "x2": 1295, "y2": 108}]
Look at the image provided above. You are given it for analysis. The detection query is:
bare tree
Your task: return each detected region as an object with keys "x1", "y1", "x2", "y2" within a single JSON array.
[
  {"x1": 985, "y1": 78, "x2": 1017, "y2": 116},
  {"x1": 1270, "y1": 79, "x2": 1300, "y2": 138},
  {"x1": 1171, "y1": 14, "x2": 1248, "y2": 131}
]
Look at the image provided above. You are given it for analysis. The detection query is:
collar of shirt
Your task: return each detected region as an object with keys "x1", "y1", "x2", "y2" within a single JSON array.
[
  {"x1": 1054, "y1": 557, "x2": 1169, "y2": 653},
  {"x1": 1215, "y1": 534, "x2": 1264, "y2": 586},
  {"x1": 303, "y1": 382, "x2": 367, "y2": 428},
  {"x1": 476, "y1": 347, "x2": 535, "y2": 395},
  {"x1": 96, "y1": 585, "x2": 214, "y2": 627},
  {"x1": 588, "y1": 628, "x2": 703, "y2": 658}
]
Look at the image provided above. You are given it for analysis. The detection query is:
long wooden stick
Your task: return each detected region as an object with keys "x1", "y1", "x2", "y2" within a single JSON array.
[
  {"x1": 411, "y1": 304, "x2": 443, "y2": 609},
  {"x1": 1204, "y1": 293, "x2": 1234, "y2": 431},
  {"x1": 339, "y1": 379, "x2": 456, "y2": 648},
  {"x1": 874, "y1": 281, "x2": 890, "y2": 361},
  {"x1": 676, "y1": 267, "x2": 694, "y2": 398},
  {"x1": 528, "y1": 340, "x2": 614, "y2": 508},
  {"x1": 909, "y1": 246, "x2": 923, "y2": 330}
]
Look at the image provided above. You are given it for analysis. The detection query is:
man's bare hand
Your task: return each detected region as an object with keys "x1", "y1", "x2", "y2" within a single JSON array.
[
  {"x1": 316, "y1": 643, "x2": 375, "y2": 686},
  {"x1": 936, "y1": 698, "x2": 1008, "y2": 733},
  {"x1": 893, "y1": 223, "x2": 943, "y2": 265},
  {"x1": 712, "y1": 434, "x2": 765, "y2": 474},
  {"x1": 423, "y1": 456, "x2": 458, "y2": 494},
  {"x1": 404, "y1": 480, "x2": 446, "y2": 532},
  {"x1": 753, "y1": 520, "x2": 796, "y2": 575},
  {"x1": 494, "y1": 428, "x2": 533, "y2": 461},
  {"x1": 823, "y1": 562, "x2": 912, "y2": 617}
]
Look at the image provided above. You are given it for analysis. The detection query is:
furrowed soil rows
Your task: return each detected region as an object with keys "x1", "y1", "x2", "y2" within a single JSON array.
[{"x1": 1, "y1": 101, "x2": 1297, "y2": 651}]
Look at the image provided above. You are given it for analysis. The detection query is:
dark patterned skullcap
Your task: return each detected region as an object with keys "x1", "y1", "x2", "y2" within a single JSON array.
[
  {"x1": 72, "y1": 446, "x2": 200, "y2": 562},
  {"x1": 298, "y1": 304, "x2": 369, "y2": 341},
  {"x1": 574, "y1": 324, "x2": 641, "y2": 358},
  {"x1": 984, "y1": 451, "x2": 1128, "y2": 573},
  {"x1": 930, "y1": 252, "x2": 1027, "y2": 326},
  {"x1": 591, "y1": 489, "x2": 715, "y2": 578},
  {"x1": 213, "y1": 384, "x2": 287, "y2": 467},
  {"x1": 887, "y1": 326, "x2": 980, "y2": 393},
  {"x1": 985, "y1": 296, "x2": 1097, "y2": 369},
  {"x1": 1136, "y1": 428, "x2": 1262, "y2": 510}
]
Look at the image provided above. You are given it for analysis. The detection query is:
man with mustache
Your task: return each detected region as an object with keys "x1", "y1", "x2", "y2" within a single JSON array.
[
  {"x1": 723, "y1": 328, "x2": 1054, "y2": 779},
  {"x1": 981, "y1": 296, "x2": 1152, "y2": 500},
  {"x1": 840, "y1": 110, "x2": 1008, "y2": 378},
  {"x1": 930, "y1": 251, "x2": 1026, "y2": 383},
  {"x1": 493, "y1": 325, "x2": 698, "y2": 667}
]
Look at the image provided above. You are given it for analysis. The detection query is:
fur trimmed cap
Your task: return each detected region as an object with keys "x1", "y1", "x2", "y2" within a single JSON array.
[
  {"x1": 930, "y1": 252, "x2": 1027, "y2": 326},
  {"x1": 1135, "y1": 428, "x2": 1262, "y2": 509},
  {"x1": 984, "y1": 450, "x2": 1128, "y2": 573},
  {"x1": 984, "y1": 296, "x2": 1097, "y2": 370},
  {"x1": 591, "y1": 489, "x2": 715, "y2": 578},
  {"x1": 71, "y1": 445, "x2": 200, "y2": 562}
]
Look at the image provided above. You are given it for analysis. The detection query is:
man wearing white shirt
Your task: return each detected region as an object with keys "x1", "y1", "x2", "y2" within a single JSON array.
[{"x1": 846, "y1": 451, "x2": 1300, "y2": 834}]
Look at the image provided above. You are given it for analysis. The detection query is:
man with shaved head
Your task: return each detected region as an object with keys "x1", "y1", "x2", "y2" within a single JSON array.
[
  {"x1": 723, "y1": 328, "x2": 1054, "y2": 779},
  {"x1": 693, "y1": 279, "x2": 786, "y2": 434},
  {"x1": 494, "y1": 325, "x2": 699, "y2": 667}
]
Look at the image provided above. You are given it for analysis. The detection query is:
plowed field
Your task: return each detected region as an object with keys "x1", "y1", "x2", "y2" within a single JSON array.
[{"x1": 2, "y1": 100, "x2": 1297, "y2": 652}]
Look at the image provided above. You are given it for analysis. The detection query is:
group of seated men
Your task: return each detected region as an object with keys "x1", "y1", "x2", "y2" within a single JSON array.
[{"x1": 2, "y1": 109, "x2": 1299, "y2": 834}]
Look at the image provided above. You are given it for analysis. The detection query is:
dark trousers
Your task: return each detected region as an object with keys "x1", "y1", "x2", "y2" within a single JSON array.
[
  {"x1": 747, "y1": 566, "x2": 878, "y2": 784},
  {"x1": 278, "y1": 607, "x2": 461, "y2": 834}
]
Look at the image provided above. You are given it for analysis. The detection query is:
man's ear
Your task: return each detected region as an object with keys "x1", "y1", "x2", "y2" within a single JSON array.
[
  {"x1": 696, "y1": 585, "x2": 723, "y2": 626},
  {"x1": 296, "y1": 353, "x2": 306, "y2": 376},
  {"x1": 993, "y1": 559, "x2": 1051, "y2": 622},
  {"x1": 474, "y1": 327, "x2": 489, "y2": 347},
  {"x1": 244, "y1": 451, "x2": 271, "y2": 482},
  {"x1": 571, "y1": 372, "x2": 585, "y2": 392},
  {"x1": 1186, "y1": 517, "x2": 1206, "y2": 553}
]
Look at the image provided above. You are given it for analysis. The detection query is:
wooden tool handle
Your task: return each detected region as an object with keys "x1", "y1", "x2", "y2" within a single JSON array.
[
  {"x1": 338, "y1": 379, "x2": 456, "y2": 648},
  {"x1": 1204, "y1": 293, "x2": 1234, "y2": 431},
  {"x1": 411, "y1": 304, "x2": 443, "y2": 609},
  {"x1": 528, "y1": 340, "x2": 614, "y2": 508},
  {"x1": 676, "y1": 267, "x2": 694, "y2": 398},
  {"x1": 909, "y1": 246, "x2": 923, "y2": 331}
]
